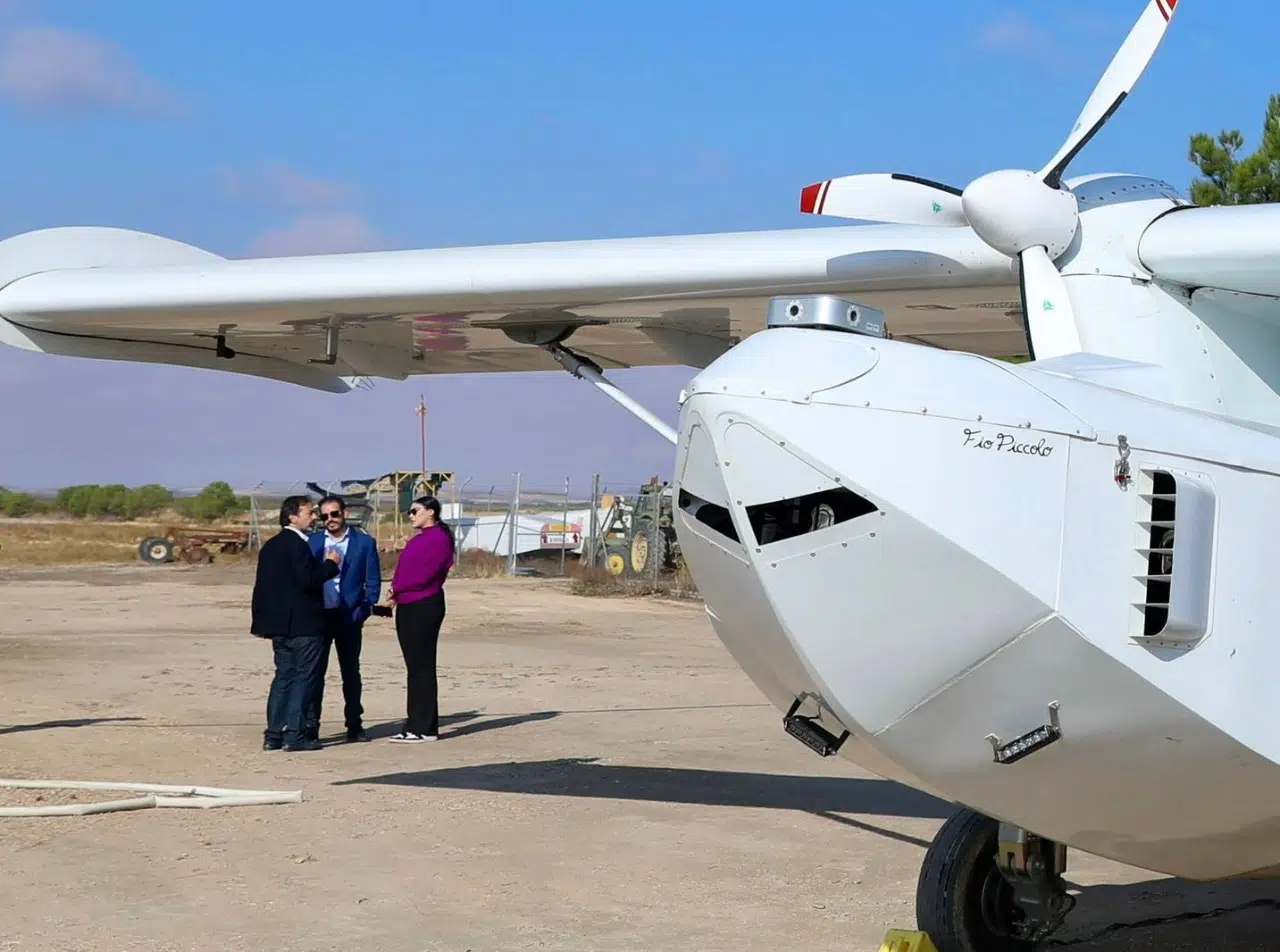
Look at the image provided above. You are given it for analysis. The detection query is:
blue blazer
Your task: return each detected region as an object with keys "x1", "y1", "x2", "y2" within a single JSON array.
[{"x1": 308, "y1": 527, "x2": 381, "y2": 624}]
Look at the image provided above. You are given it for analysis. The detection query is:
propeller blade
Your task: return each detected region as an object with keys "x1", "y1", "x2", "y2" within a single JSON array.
[
  {"x1": 1018, "y1": 245, "x2": 1082, "y2": 361},
  {"x1": 799, "y1": 173, "x2": 968, "y2": 225},
  {"x1": 1038, "y1": 0, "x2": 1180, "y2": 188}
]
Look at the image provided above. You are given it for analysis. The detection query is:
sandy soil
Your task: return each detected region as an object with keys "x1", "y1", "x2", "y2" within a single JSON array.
[{"x1": 0, "y1": 564, "x2": 1276, "y2": 951}]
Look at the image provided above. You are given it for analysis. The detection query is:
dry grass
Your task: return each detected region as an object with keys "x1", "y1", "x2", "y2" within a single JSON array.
[
  {"x1": 0, "y1": 518, "x2": 257, "y2": 568},
  {"x1": 450, "y1": 549, "x2": 510, "y2": 579},
  {"x1": 566, "y1": 556, "x2": 700, "y2": 601},
  {"x1": 0, "y1": 520, "x2": 167, "y2": 567}
]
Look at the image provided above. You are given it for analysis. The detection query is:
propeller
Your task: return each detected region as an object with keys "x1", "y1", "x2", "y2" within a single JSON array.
[{"x1": 800, "y1": 0, "x2": 1180, "y2": 360}]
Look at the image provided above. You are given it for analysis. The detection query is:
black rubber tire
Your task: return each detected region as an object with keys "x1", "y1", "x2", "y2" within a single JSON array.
[
  {"x1": 916, "y1": 808, "x2": 1037, "y2": 952},
  {"x1": 138, "y1": 537, "x2": 173, "y2": 564}
]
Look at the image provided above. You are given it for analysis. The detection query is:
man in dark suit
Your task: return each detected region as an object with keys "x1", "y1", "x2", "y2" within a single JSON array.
[
  {"x1": 250, "y1": 495, "x2": 341, "y2": 752},
  {"x1": 304, "y1": 495, "x2": 381, "y2": 743}
]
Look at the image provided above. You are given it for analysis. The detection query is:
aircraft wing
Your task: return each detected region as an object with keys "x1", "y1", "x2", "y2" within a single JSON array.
[
  {"x1": 1138, "y1": 203, "x2": 1280, "y2": 299},
  {"x1": 0, "y1": 222, "x2": 1023, "y2": 392}
]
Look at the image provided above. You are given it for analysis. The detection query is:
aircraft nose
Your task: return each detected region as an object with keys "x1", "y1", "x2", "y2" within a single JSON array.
[
  {"x1": 674, "y1": 329, "x2": 1087, "y2": 745},
  {"x1": 672, "y1": 405, "x2": 816, "y2": 717}
]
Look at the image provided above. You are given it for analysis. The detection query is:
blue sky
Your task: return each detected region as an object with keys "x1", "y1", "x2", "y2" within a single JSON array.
[{"x1": 0, "y1": 0, "x2": 1275, "y2": 494}]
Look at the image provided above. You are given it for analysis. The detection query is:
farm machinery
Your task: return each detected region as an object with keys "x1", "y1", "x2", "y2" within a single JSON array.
[
  {"x1": 137, "y1": 526, "x2": 252, "y2": 564},
  {"x1": 596, "y1": 476, "x2": 681, "y2": 577}
]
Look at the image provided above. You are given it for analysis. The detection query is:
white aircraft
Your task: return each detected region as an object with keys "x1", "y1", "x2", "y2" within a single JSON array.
[{"x1": 4, "y1": 0, "x2": 1279, "y2": 947}]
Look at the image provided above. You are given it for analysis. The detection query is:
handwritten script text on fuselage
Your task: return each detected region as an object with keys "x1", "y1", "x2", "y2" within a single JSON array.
[{"x1": 962, "y1": 428, "x2": 1054, "y2": 458}]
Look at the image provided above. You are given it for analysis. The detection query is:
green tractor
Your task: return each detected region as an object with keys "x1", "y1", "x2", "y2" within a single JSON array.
[{"x1": 605, "y1": 476, "x2": 680, "y2": 578}]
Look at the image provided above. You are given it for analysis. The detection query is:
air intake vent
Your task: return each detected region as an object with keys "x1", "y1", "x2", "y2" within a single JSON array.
[{"x1": 1131, "y1": 467, "x2": 1216, "y2": 649}]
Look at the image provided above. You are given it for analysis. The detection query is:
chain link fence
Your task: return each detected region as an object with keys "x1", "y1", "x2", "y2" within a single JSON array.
[{"x1": 241, "y1": 471, "x2": 698, "y2": 599}]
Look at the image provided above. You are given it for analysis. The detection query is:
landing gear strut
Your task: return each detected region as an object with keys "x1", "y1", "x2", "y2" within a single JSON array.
[{"x1": 916, "y1": 808, "x2": 1074, "y2": 952}]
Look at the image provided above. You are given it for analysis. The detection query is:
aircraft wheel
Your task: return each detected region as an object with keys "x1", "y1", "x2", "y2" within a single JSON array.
[{"x1": 916, "y1": 808, "x2": 1036, "y2": 952}]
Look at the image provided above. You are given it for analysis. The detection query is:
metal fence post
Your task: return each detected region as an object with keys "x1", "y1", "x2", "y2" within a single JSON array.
[
  {"x1": 560, "y1": 476, "x2": 570, "y2": 576},
  {"x1": 587, "y1": 474, "x2": 600, "y2": 568},
  {"x1": 651, "y1": 482, "x2": 659, "y2": 589},
  {"x1": 506, "y1": 471, "x2": 522, "y2": 576}
]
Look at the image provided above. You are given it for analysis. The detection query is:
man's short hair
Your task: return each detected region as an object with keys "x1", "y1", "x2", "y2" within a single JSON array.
[
  {"x1": 318, "y1": 494, "x2": 346, "y2": 513},
  {"x1": 279, "y1": 495, "x2": 313, "y2": 528}
]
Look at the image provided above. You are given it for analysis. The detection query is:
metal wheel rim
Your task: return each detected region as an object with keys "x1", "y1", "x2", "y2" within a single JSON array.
[{"x1": 977, "y1": 863, "x2": 1022, "y2": 940}]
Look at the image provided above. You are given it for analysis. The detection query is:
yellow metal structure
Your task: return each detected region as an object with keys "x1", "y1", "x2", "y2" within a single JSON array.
[
  {"x1": 359, "y1": 470, "x2": 454, "y2": 551},
  {"x1": 878, "y1": 930, "x2": 938, "y2": 952}
]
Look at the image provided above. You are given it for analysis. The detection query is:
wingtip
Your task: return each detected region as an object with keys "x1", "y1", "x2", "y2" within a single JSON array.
[{"x1": 800, "y1": 181, "x2": 825, "y2": 215}]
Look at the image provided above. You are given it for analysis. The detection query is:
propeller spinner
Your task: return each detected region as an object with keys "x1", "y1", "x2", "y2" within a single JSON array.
[{"x1": 800, "y1": 0, "x2": 1180, "y2": 360}]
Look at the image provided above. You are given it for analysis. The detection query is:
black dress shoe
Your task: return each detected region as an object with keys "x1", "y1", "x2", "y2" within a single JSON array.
[
  {"x1": 345, "y1": 729, "x2": 371, "y2": 743},
  {"x1": 283, "y1": 738, "x2": 323, "y2": 752},
  {"x1": 263, "y1": 738, "x2": 282, "y2": 751}
]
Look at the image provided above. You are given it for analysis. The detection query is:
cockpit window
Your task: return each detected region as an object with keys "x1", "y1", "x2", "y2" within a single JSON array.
[
  {"x1": 678, "y1": 489, "x2": 739, "y2": 543},
  {"x1": 745, "y1": 488, "x2": 877, "y2": 546}
]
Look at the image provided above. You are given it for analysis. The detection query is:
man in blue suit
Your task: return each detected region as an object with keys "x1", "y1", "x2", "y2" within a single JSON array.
[{"x1": 305, "y1": 494, "x2": 381, "y2": 743}]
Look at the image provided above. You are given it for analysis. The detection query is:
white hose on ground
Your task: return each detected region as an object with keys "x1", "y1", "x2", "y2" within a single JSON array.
[{"x1": 0, "y1": 778, "x2": 303, "y2": 817}]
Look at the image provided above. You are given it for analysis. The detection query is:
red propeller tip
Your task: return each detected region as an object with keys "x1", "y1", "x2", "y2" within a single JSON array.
[{"x1": 800, "y1": 182, "x2": 825, "y2": 214}]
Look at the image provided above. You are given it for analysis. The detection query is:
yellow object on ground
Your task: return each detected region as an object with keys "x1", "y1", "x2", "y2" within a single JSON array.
[{"x1": 878, "y1": 930, "x2": 938, "y2": 952}]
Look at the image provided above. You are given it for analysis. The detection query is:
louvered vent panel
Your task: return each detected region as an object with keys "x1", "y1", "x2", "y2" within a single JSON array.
[{"x1": 1130, "y1": 467, "x2": 1216, "y2": 649}]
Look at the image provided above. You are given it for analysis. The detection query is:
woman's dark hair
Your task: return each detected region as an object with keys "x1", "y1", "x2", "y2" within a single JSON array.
[{"x1": 412, "y1": 495, "x2": 455, "y2": 551}]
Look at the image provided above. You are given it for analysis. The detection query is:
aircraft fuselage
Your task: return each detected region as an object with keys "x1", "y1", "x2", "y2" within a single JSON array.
[{"x1": 673, "y1": 324, "x2": 1280, "y2": 882}]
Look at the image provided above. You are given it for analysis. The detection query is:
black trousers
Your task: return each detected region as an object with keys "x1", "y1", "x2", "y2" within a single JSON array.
[
  {"x1": 395, "y1": 590, "x2": 445, "y2": 736},
  {"x1": 305, "y1": 609, "x2": 365, "y2": 736},
  {"x1": 265, "y1": 634, "x2": 325, "y2": 745}
]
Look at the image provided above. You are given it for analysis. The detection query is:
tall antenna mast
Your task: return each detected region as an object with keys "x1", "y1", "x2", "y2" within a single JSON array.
[{"x1": 414, "y1": 394, "x2": 427, "y2": 475}]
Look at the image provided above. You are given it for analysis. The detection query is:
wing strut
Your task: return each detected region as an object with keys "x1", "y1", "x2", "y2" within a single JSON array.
[{"x1": 542, "y1": 342, "x2": 678, "y2": 446}]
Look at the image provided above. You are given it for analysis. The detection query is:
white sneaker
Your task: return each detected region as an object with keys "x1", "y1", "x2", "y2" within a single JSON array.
[{"x1": 388, "y1": 731, "x2": 436, "y2": 743}]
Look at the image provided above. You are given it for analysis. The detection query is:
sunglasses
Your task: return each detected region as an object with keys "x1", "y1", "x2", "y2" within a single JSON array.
[
  {"x1": 321, "y1": 510, "x2": 343, "y2": 519},
  {"x1": 408, "y1": 507, "x2": 423, "y2": 516}
]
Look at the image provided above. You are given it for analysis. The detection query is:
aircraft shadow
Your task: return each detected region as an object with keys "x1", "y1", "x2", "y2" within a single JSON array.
[
  {"x1": 0, "y1": 716, "x2": 143, "y2": 737},
  {"x1": 337, "y1": 756, "x2": 951, "y2": 846},
  {"x1": 1047, "y1": 877, "x2": 1280, "y2": 949}
]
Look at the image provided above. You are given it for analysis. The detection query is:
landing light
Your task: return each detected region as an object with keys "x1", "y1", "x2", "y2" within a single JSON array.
[
  {"x1": 989, "y1": 724, "x2": 1061, "y2": 765},
  {"x1": 783, "y1": 697, "x2": 850, "y2": 758}
]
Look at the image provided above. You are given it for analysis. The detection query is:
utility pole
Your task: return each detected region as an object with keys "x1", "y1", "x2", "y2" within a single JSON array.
[{"x1": 414, "y1": 394, "x2": 427, "y2": 476}]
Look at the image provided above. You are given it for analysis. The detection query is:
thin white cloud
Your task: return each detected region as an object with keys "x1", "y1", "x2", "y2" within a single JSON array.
[
  {"x1": 0, "y1": 23, "x2": 183, "y2": 115},
  {"x1": 977, "y1": 12, "x2": 1067, "y2": 65},
  {"x1": 246, "y1": 212, "x2": 389, "y2": 257},
  {"x1": 217, "y1": 161, "x2": 348, "y2": 207}
]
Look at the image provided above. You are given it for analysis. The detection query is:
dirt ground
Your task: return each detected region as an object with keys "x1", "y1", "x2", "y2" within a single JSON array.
[{"x1": 1, "y1": 564, "x2": 1277, "y2": 952}]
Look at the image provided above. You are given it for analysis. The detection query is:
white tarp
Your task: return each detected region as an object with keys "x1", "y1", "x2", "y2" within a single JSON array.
[{"x1": 453, "y1": 508, "x2": 605, "y2": 557}]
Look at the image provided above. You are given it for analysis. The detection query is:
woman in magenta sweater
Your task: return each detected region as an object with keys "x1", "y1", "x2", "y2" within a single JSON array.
[{"x1": 384, "y1": 495, "x2": 456, "y2": 742}]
